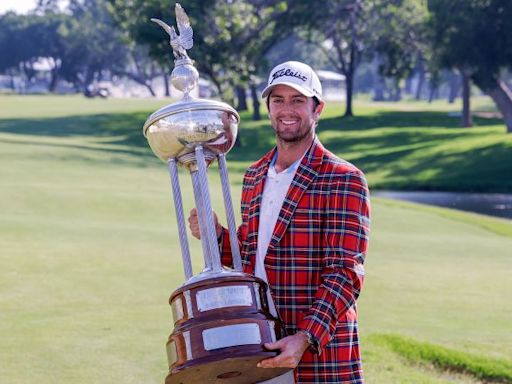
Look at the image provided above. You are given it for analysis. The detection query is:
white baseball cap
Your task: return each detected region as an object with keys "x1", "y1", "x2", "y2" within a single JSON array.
[{"x1": 261, "y1": 61, "x2": 323, "y2": 101}]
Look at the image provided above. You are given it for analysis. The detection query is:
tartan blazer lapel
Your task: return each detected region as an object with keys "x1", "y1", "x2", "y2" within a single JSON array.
[{"x1": 267, "y1": 138, "x2": 324, "y2": 250}]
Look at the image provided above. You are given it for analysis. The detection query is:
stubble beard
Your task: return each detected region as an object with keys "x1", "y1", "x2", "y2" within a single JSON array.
[{"x1": 273, "y1": 120, "x2": 315, "y2": 144}]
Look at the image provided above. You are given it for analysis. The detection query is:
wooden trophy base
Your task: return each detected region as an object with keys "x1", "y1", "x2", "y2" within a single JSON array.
[
  {"x1": 165, "y1": 273, "x2": 290, "y2": 384},
  {"x1": 165, "y1": 348, "x2": 291, "y2": 384}
]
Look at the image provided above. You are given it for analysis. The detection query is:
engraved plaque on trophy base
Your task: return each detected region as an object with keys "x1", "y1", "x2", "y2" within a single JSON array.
[{"x1": 165, "y1": 274, "x2": 291, "y2": 383}]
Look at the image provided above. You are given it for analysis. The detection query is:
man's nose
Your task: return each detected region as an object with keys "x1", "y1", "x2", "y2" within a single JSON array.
[{"x1": 281, "y1": 101, "x2": 295, "y2": 112}]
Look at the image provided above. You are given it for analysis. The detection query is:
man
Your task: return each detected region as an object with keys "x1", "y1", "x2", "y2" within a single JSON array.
[{"x1": 189, "y1": 61, "x2": 370, "y2": 383}]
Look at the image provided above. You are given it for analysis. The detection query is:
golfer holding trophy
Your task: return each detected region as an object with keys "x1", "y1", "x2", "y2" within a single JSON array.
[{"x1": 143, "y1": 4, "x2": 292, "y2": 384}]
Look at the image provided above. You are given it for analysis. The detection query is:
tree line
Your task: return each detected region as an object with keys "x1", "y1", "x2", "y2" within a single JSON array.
[{"x1": 1, "y1": 0, "x2": 511, "y2": 133}]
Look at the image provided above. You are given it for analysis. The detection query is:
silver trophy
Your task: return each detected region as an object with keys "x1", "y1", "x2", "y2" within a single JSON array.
[{"x1": 143, "y1": 4, "x2": 290, "y2": 383}]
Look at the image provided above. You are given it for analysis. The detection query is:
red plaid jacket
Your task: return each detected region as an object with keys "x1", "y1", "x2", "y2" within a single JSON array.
[{"x1": 220, "y1": 138, "x2": 370, "y2": 383}]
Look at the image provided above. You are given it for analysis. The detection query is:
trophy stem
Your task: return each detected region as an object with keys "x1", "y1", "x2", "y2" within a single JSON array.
[
  {"x1": 190, "y1": 171, "x2": 213, "y2": 271},
  {"x1": 194, "y1": 145, "x2": 223, "y2": 273},
  {"x1": 167, "y1": 158, "x2": 193, "y2": 280},
  {"x1": 218, "y1": 154, "x2": 243, "y2": 272}
]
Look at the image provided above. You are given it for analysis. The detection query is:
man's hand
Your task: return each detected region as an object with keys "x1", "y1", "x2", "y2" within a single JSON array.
[
  {"x1": 188, "y1": 208, "x2": 222, "y2": 239},
  {"x1": 257, "y1": 332, "x2": 310, "y2": 369}
]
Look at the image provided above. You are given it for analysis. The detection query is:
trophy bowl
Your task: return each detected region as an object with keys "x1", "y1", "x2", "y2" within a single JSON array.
[{"x1": 143, "y1": 98, "x2": 239, "y2": 166}]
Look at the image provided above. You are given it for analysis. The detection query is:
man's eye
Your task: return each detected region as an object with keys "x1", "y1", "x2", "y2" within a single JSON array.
[
  {"x1": 272, "y1": 99, "x2": 283, "y2": 104},
  {"x1": 293, "y1": 98, "x2": 305, "y2": 104}
]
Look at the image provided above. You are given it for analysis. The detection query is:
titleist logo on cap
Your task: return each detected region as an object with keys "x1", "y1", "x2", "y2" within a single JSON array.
[{"x1": 269, "y1": 68, "x2": 308, "y2": 84}]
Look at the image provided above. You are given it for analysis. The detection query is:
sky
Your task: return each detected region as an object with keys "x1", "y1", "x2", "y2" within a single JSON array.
[{"x1": 0, "y1": 0, "x2": 38, "y2": 14}]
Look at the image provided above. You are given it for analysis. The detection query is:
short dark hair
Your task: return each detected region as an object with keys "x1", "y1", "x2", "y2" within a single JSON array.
[{"x1": 312, "y1": 96, "x2": 321, "y2": 111}]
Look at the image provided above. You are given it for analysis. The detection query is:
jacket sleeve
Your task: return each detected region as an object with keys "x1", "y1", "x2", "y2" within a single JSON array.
[
  {"x1": 297, "y1": 170, "x2": 371, "y2": 352},
  {"x1": 218, "y1": 226, "x2": 234, "y2": 267}
]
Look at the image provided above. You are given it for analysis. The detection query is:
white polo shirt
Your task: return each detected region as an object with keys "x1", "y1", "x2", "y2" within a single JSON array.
[{"x1": 255, "y1": 152, "x2": 303, "y2": 384}]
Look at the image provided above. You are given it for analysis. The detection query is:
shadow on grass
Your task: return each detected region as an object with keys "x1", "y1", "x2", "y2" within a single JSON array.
[
  {"x1": 1, "y1": 109, "x2": 510, "y2": 191},
  {"x1": 371, "y1": 141, "x2": 512, "y2": 192},
  {"x1": 0, "y1": 111, "x2": 158, "y2": 164},
  {"x1": 230, "y1": 110, "x2": 503, "y2": 159},
  {"x1": 0, "y1": 109, "x2": 500, "y2": 155},
  {"x1": 229, "y1": 111, "x2": 511, "y2": 192},
  {"x1": 319, "y1": 110, "x2": 503, "y2": 131},
  {"x1": 0, "y1": 111, "x2": 149, "y2": 148},
  {"x1": 0, "y1": 137, "x2": 152, "y2": 159}
]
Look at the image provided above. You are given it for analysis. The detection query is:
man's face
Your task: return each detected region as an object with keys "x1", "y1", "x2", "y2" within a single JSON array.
[{"x1": 268, "y1": 85, "x2": 323, "y2": 144}]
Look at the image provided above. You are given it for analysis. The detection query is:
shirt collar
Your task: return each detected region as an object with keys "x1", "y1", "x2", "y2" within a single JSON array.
[{"x1": 268, "y1": 149, "x2": 305, "y2": 176}]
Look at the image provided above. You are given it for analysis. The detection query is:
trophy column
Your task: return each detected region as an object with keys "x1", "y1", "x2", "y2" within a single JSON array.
[
  {"x1": 167, "y1": 158, "x2": 193, "y2": 279},
  {"x1": 142, "y1": 4, "x2": 292, "y2": 383}
]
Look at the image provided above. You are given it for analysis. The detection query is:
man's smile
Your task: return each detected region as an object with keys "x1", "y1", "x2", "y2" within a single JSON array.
[{"x1": 281, "y1": 119, "x2": 299, "y2": 125}]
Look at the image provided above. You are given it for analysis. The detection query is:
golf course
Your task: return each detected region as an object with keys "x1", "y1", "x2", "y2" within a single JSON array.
[{"x1": 1, "y1": 94, "x2": 511, "y2": 383}]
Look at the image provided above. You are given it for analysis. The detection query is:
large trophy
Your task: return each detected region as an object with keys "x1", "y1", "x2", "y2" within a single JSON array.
[{"x1": 143, "y1": 4, "x2": 290, "y2": 383}]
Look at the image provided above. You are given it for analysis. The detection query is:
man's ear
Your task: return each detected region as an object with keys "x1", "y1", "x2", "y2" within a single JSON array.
[{"x1": 314, "y1": 101, "x2": 325, "y2": 120}]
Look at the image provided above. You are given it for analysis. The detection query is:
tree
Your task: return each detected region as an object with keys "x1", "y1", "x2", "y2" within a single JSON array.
[
  {"x1": 206, "y1": 1, "x2": 316, "y2": 118},
  {"x1": 429, "y1": 0, "x2": 512, "y2": 133},
  {"x1": 372, "y1": 0, "x2": 429, "y2": 101},
  {"x1": 111, "y1": 43, "x2": 164, "y2": 97},
  {"x1": 35, "y1": 12, "x2": 68, "y2": 91},
  {"x1": 0, "y1": 1, "x2": 130, "y2": 95},
  {"x1": 306, "y1": 0, "x2": 427, "y2": 115},
  {"x1": 313, "y1": 0, "x2": 366, "y2": 117},
  {"x1": 0, "y1": 12, "x2": 63, "y2": 90},
  {"x1": 57, "y1": 0, "x2": 127, "y2": 94},
  {"x1": 109, "y1": 0, "x2": 311, "y2": 119},
  {"x1": 0, "y1": 13, "x2": 38, "y2": 87}
]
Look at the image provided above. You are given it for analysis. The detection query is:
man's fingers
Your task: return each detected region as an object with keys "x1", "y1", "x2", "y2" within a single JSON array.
[
  {"x1": 263, "y1": 340, "x2": 282, "y2": 351},
  {"x1": 258, "y1": 354, "x2": 285, "y2": 368},
  {"x1": 257, "y1": 334, "x2": 308, "y2": 369},
  {"x1": 188, "y1": 208, "x2": 201, "y2": 239},
  {"x1": 257, "y1": 340, "x2": 284, "y2": 368},
  {"x1": 257, "y1": 353, "x2": 296, "y2": 369}
]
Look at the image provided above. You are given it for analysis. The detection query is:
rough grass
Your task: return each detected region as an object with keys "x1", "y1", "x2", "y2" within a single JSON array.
[{"x1": 372, "y1": 334, "x2": 512, "y2": 383}]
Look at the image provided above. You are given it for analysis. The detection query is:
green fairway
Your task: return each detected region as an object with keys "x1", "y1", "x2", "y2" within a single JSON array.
[{"x1": 1, "y1": 95, "x2": 511, "y2": 383}]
